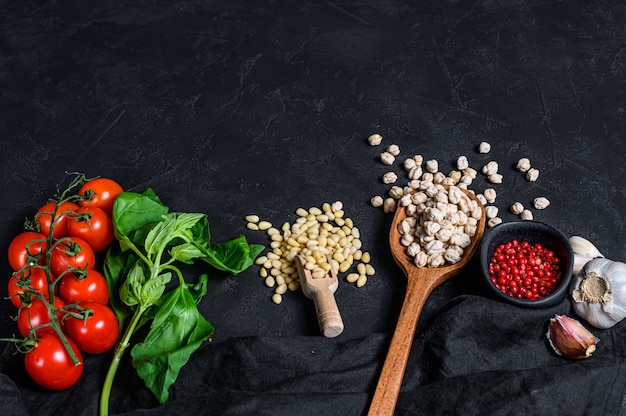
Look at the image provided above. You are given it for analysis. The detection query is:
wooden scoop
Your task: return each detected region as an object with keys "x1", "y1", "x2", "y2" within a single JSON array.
[
  {"x1": 295, "y1": 254, "x2": 344, "y2": 338},
  {"x1": 367, "y1": 188, "x2": 486, "y2": 416}
]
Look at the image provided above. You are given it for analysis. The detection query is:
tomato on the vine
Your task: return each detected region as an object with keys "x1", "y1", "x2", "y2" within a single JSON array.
[
  {"x1": 24, "y1": 331, "x2": 83, "y2": 390},
  {"x1": 8, "y1": 267, "x2": 49, "y2": 308},
  {"x1": 7, "y1": 231, "x2": 48, "y2": 272},
  {"x1": 77, "y1": 178, "x2": 123, "y2": 215},
  {"x1": 65, "y1": 301, "x2": 119, "y2": 354},
  {"x1": 58, "y1": 268, "x2": 109, "y2": 305},
  {"x1": 67, "y1": 206, "x2": 114, "y2": 252},
  {"x1": 17, "y1": 297, "x2": 66, "y2": 338},
  {"x1": 50, "y1": 236, "x2": 96, "y2": 278},
  {"x1": 36, "y1": 201, "x2": 79, "y2": 239}
]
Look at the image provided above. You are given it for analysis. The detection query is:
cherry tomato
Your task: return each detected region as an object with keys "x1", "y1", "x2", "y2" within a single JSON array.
[
  {"x1": 7, "y1": 231, "x2": 47, "y2": 272},
  {"x1": 24, "y1": 331, "x2": 83, "y2": 390},
  {"x1": 67, "y1": 206, "x2": 114, "y2": 252},
  {"x1": 58, "y1": 268, "x2": 109, "y2": 305},
  {"x1": 65, "y1": 301, "x2": 119, "y2": 354},
  {"x1": 36, "y1": 201, "x2": 79, "y2": 239},
  {"x1": 50, "y1": 237, "x2": 96, "y2": 278},
  {"x1": 17, "y1": 297, "x2": 66, "y2": 338},
  {"x1": 78, "y1": 178, "x2": 123, "y2": 215},
  {"x1": 8, "y1": 267, "x2": 49, "y2": 308}
]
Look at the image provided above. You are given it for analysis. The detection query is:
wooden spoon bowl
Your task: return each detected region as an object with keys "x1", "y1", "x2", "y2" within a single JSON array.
[{"x1": 368, "y1": 187, "x2": 486, "y2": 416}]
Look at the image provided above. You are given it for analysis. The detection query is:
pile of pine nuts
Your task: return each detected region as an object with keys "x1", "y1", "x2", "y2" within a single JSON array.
[{"x1": 245, "y1": 202, "x2": 374, "y2": 305}]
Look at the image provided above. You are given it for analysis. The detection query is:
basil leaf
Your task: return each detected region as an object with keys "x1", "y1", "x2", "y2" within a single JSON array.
[
  {"x1": 119, "y1": 262, "x2": 147, "y2": 307},
  {"x1": 113, "y1": 190, "x2": 169, "y2": 245},
  {"x1": 169, "y1": 243, "x2": 204, "y2": 264},
  {"x1": 103, "y1": 242, "x2": 138, "y2": 327},
  {"x1": 140, "y1": 274, "x2": 208, "y2": 325},
  {"x1": 140, "y1": 272, "x2": 171, "y2": 305},
  {"x1": 144, "y1": 213, "x2": 205, "y2": 258},
  {"x1": 130, "y1": 282, "x2": 214, "y2": 404},
  {"x1": 197, "y1": 235, "x2": 264, "y2": 274}
]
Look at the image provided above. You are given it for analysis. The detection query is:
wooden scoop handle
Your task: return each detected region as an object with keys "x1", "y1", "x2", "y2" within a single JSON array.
[
  {"x1": 310, "y1": 287, "x2": 344, "y2": 338},
  {"x1": 295, "y1": 255, "x2": 344, "y2": 338}
]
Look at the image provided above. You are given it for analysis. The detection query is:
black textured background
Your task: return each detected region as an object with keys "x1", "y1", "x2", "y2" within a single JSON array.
[{"x1": 1, "y1": 1, "x2": 625, "y2": 415}]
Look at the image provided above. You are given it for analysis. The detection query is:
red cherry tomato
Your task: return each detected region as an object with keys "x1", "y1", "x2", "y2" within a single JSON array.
[
  {"x1": 8, "y1": 267, "x2": 49, "y2": 308},
  {"x1": 24, "y1": 331, "x2": 83, "y2": 390},
  {"x1": 58, "y1": 269, "x2": 109, "y2": 305},
  {"x1": 67, "y1": 206, "x2": 114, "y2": 252},
  {"x1": 7, "y1": 231, "x2": 48, "y2": 272},
  {"x1": 17, "y1": 297, "x2": 66, "y2": 338},
  {"x1": 50, "y1": 237, "x2": 96, "y2": 278},
  {"x1": 65, "y1": 301, "x2": 119, "y2": 354},
  {"x1": 36, "y1": 201, "x2": 79, "y2": 239},
  {"x1": 77, "y1": 178, "x2": 123, "y2": 215}
]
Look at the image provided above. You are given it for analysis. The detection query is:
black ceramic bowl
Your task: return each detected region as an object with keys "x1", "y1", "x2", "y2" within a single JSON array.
[{"x1": 478, "y1": 220, "x2": 574, "y2": 308}]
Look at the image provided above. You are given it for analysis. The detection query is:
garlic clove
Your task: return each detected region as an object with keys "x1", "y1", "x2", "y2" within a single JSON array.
[
  {"x1": 572, "y1": 253, "x2": 595, "y2": 275},
  {"x1": 546, "y1": 314, "x2": 599, "y2": 359},
  {"x1": 569, "y1": 236, "x2": 604, "y2": 258}
]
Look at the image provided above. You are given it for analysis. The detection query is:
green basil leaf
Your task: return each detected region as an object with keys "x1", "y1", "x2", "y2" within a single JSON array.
[
  {"x1": 144, "y1": 213, "x2": 205, "y2": 258},
  {"x1": 197, "y1": 235, "x2": 264, "y2": 274},
  {"x1": 143, "y1": 215, "x2": 176, "y2": 258},
  {"x1": 119, "y1": 262, "x2": 148, "y2": 307},
  {"x1": 113, "y1": 190, "x2": 169, "y2": 245},
  {"x1": 130, "y1": 282, "x2": 214, "y2": 404},
  {"x1": 140, "y1": 274, "x2": 208, "y2": 325},
  {"x1": 103, "y1": 242, "x2": 137, "y2": 327},
  {"x1": 140, "y1": 272, "x2": 172, "y2": 306},
  {"x1": 169, "y1": 243, "x2": 204, "y2": 264},
  {"x1": 186, "y1": 273, "x2": 208, "y2": 303}
]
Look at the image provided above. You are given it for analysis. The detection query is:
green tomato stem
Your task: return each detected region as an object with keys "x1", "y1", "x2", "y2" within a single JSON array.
[{"x1": 99, "y1": 304, "x2": 147, "y2": 416}]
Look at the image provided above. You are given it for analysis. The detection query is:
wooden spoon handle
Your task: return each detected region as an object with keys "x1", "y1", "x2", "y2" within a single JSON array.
[
  {"x1": 311, "y1": 288, "x2": 344, "y2": 338},
  {"x1": 367, "y1": 271, "x2": 429, "y2": 416}
]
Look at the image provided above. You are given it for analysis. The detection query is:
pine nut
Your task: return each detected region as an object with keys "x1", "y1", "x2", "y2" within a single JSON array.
[
  {"x1": 258, "y1": 221, "x2": 272, "y2": 230},
  {"x1": 272, "y1": 293, "x2": 282, "y2": 304},
  {"x1": 312, "y1": 269, "x2": 325, "y2": 279},
  {"x1": 356, "y1": 275, "x2": 368, "y2": 287},
  {"x1": 245, "y1": 215, "x2": 260, "y2": 223},
  {"x1": 346, "y1": 273, "x2": 360, "y2": 283},
  {"x1": 275, "y1": 284, "x2": 288, "y2": 295},
  {"x1": 361, "y1": 252, "x2": 371, "y2": 263},
  {"x1": 339, "y1": 261, "x2": 351, "y2": 273}
]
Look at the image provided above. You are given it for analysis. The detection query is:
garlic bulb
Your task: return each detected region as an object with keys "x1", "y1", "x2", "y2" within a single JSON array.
[
  {"x1": 570, "y1": 257, "x2": 626, "y2": 329},
  {"x1": 546, "y1": 314, "x2": 598, "y2": 359}
]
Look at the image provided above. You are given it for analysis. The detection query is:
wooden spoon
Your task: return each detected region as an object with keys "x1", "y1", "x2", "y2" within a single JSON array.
[
  {"x1": 367, "y1": 188, "x2": 486, "y2": 416},
  {"x1": 295, "y1": 254, "x2": 344, "y2": 338}
]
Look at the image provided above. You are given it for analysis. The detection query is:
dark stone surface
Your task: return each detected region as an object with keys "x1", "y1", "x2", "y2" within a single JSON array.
[{"x1": 0, "y1": 1, "x2": 625, "y2": 415}]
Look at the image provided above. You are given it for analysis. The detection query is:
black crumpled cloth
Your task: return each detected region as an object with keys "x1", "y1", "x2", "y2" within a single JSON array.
[{"x1": 1, "y1": 295, "x2": 624, "y2": 416}]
